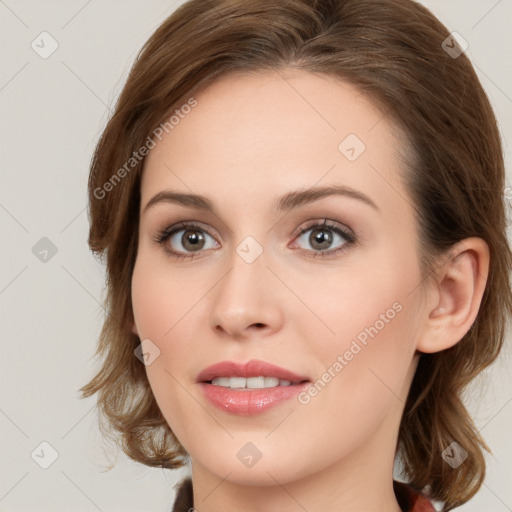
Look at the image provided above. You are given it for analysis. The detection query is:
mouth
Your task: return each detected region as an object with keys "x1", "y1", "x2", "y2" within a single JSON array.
[
  {"x1": 207, "y1": 376, "x2": 307, "y2": 389},
  {"x1": 196, "y1": 360, "x2": 311, "y2": 415}
]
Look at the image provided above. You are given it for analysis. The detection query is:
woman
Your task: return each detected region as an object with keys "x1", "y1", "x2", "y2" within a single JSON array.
[{"x1": 80, "y1": 0, "x2": 512, "y2": 510}]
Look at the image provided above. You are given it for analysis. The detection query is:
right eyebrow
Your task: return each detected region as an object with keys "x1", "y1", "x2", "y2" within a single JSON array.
[{"x1": 143, "y1": 191, "x2": 215, "y2": 215}]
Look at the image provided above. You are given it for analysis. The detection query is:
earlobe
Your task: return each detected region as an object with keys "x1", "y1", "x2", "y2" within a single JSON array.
[
  {"x1": 416, "y1": 237, "x2": 489, "y2": 354},
  {"x1": 131, "y1": 321, "x2": 139, "y2": 336}
]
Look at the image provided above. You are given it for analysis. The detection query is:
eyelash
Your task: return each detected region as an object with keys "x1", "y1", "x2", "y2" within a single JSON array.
[{"x1": 152, "y1": 219, "x2": 357, "y2": 261}]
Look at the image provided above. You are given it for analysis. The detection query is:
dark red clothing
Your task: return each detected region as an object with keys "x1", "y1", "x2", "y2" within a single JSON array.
[
  {"x1": 394, "y1": 480, "x2": 436, "y2": 512},
  {"x1": 171, "y1": 477, "x2": 436, "y2": 511}
]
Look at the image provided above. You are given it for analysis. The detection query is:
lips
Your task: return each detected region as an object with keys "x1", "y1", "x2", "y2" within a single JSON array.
[
  {"x1": 197, "y1": 360, "x2": 311, "y2": 416},
  {"x1": 196, "y1": 360, "x2": 310, "y2": 383}
]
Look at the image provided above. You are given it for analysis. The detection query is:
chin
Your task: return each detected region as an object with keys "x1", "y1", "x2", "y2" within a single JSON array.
[{"x1": 193, "y1": 451, "x2": 310, "y2": 487}]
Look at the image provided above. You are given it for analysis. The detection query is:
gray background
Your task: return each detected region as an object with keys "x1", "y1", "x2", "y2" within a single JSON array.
[{"x1": 1, "y1": 0, "x2": 511, "y2": 510}]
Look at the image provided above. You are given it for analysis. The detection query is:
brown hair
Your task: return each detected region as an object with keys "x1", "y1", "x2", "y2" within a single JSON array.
[{"x1": 80, "y1": 0, "x2": 512, "y2": 509}]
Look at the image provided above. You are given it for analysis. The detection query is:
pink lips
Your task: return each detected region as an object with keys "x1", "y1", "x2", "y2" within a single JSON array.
[{"x1": 197, "y1": 360, "x2": 310, "y2": 416}]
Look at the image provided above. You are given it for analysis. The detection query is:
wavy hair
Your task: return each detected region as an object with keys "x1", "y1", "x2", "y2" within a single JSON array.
[{"x1": 80, "y1": 0, "x2": 512, "y2": 509}]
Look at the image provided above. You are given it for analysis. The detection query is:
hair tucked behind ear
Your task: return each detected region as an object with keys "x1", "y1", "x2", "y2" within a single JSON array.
[{"x1": 80, "y1": 0, "x2": 512, "y2": 508}]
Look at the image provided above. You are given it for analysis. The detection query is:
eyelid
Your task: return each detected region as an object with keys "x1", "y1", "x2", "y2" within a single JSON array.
[
  {"x1": 291, "y1": 218, "x2": 356, "y2": 241},
  {"x1": 156, "y1": 220, "x2": 219, "y2": 240},
  {"x1": 153, "y1": 221, "x2": 219, "y2": 247}
]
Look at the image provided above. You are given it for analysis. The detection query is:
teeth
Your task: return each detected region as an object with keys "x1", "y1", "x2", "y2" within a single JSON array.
[
  {"x1": 230, "y1": 377, "x2": 246, "y2": 389},
  {"x1": 247, "y1": 376, "x2": 267, "y2": 388},
  {"x1": 211, "y1": 376, "x2": 293, "y2": 389}
]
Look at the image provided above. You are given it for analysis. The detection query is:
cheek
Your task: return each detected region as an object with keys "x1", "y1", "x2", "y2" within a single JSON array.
[
  {"x1": 294, "y1": 300, "x2": 418, "y2": 464},
  {"x1": 296, "y1": 247, "x2": 421, "y2": 407},
  {"x1": 131, "y1": 257, "x2": 207, "y2": 423},
  {"x1": 131, "y1": 254, "x2": 201, "y2": 339},
  {"x1": 290, "y1": 256, "x2": 415, "y2": 350}
]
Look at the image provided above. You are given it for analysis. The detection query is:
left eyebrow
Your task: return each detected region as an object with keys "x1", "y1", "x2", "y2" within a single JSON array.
[
  {"x1": 142, "y1": 184, "x2": 379, "y2": 215},
  {"x1": 275, "y1": 185, "x2": 380, "y2": 212}
]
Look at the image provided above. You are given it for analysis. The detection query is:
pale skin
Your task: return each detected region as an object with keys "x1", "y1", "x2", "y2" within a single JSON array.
[{"x1": 131, "y1": 70, "x2": 489, "y2": 512}]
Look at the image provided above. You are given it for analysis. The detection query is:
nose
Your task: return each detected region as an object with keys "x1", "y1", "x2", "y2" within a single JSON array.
[{"x1": 209, "y1": 248, "x2": 285, "y2": 341}]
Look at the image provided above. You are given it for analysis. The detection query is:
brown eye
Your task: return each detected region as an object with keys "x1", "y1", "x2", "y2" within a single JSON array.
[
  {"x1": 156, "y1": 223, "x2": 219, "y2": 258},
  {"x1": 293, "y1": 222, "x2": 355, "y2": 256},
  {"x1": 180, "y1": 229, "x2": 206, "y2": 251},
  {"x1": 308, "y1": 228, "x2": 334, "y2": 251},
  {"x1": 167, "y1": 227, "x2": 217, "y2": 254}
]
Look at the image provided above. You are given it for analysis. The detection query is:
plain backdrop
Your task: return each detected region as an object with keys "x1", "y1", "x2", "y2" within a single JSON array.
[{"x1": 1, "y1": 1, "x2": 511, "y2": 511}]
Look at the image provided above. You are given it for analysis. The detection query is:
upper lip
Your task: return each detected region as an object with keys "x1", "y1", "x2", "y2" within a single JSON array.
[{"x1": 196, "y1": 360, "x2": 310, "y2": 383}]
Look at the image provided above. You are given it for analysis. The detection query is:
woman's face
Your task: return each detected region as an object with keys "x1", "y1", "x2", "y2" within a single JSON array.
[{"x1": 131, "y1": 70, "x2": 426, "y2": 486}]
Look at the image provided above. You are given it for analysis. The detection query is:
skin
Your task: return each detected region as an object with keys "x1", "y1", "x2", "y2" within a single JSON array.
[{"x1": 131, "y1": 70, "x2": 489, "y2": 512}]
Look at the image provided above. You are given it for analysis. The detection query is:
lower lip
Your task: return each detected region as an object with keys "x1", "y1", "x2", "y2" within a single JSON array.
[{"x1": 199, "y1": 382, "x2": 309, "y2": 416}]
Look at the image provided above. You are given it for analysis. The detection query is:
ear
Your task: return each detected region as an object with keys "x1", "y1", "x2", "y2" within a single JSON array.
[
  {"x1": 131, "y1": 319, "x2": 139, "y2": 336},
  {"x1": 416, "y1": 237, "x2": 490, "y2": 354}
]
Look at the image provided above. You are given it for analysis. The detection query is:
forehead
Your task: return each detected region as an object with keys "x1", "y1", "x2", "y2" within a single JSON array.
[{"x1": 141, "y1": 69, "x2": 411, "y2": 219}]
